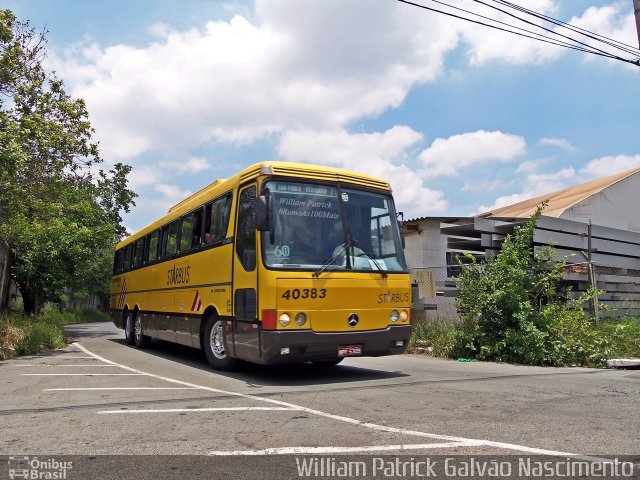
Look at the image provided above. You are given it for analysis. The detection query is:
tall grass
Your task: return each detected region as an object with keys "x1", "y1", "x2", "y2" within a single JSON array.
[{"x1": 0, "y1": 308, "x2": 109, "y2": 360}]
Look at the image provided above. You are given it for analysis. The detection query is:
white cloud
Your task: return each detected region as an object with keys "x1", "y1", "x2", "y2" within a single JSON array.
[
  {"x1": 277, "y1": 126, "x2": 447, "y2": 218},
  {"x1": 49, "y1": 0, "x2": 461, "y2": 163},
  {"x1": 159, "y1": 157, "x2": 214, "y2": 174},
  {"x1": 538, "y1": 137, "x2": 577, "y2": 152},
  {"x1": 419, "y1": 130, "x2": 526, "y2": 178},
  {"x1": 580, "y1": 154, "x2": 640, "y2": 178},
  {"x1": 477, "y1": 167, "x2": 575, "y2": 213},
  {"x1": 569, "y1": 2, "x2": 639, "y2": 65},
  {"x1": 457, "y1": 0, "x2": 564, "y2": 65}
]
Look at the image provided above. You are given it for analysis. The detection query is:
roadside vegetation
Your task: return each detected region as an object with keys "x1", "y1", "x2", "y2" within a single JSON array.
[
  {"x1": 409, "y1": 207, "x2": 640, "y2": 368},
  {"x1": 0, "y1": 9, "x2": 136, "y2": 315},
  {"x1": 0, "y1": 308, "x2": 108, "y2": 360}
]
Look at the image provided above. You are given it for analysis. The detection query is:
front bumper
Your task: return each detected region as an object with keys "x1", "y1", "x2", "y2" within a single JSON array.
[{"x1": 259, "y1": 325, "x2": 412, "y2": 365}]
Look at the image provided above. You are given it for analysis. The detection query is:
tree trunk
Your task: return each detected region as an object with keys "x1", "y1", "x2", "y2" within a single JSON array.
[{"x1": 21, "y1": 285, "x2": 42, "y2": 316}]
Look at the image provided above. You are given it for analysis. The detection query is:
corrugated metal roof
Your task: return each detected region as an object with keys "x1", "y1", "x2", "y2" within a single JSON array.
[{"x1": 477, "y1": 167, "x2": 640, "y2": 219}]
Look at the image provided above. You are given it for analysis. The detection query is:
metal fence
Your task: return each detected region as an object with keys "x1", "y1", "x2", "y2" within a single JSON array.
[{"x1": 410, "y1": 261, "x2": 640, "y2": 324}]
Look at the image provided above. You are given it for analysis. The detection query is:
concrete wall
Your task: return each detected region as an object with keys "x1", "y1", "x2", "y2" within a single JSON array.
[{"x1": 403, "y1": 218, "x2": 448, "y2": 268}]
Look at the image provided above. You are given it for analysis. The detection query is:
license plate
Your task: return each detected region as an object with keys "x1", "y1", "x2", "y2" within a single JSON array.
[{"x1": 338, "y1": 344, "x2": 363, "y2": 357}]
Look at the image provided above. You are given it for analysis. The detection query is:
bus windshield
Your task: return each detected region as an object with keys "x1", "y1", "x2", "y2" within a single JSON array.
[{"x1": 262, "y1": 180, "x2": 407, "y2": 273}]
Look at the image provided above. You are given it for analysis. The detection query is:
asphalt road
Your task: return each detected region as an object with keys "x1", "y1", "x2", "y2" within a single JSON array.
[{"x1": 1, "y1": 321, "x2": 638, "y2": 478}]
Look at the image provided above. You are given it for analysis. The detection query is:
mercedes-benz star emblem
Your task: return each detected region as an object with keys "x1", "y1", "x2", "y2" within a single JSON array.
[{"x1": 347, "y1": 313, "x2": 359, "y2": 328}]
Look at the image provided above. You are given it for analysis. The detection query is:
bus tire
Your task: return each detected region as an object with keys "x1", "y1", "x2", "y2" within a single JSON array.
[
  {"x1": 204, "y1": 316, "x2": 236, "y2": 371},
  {"x1": 311, "y1": 359, "x2": 344, "y2": 367},
  {"x1": 123, "y1": 310, "x2": 135, "y2": 345},
  {"x1": 133, "y1": 310, "x2": 151, "y2": 349}
]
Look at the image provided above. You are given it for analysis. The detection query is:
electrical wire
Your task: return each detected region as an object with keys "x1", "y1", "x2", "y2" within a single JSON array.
[
  {"x1": 396, "y1": 0, "x2": 640, "y2": 66},
  {"x1": 493, "y1": 0, "x2": 640, "y2": 56}
]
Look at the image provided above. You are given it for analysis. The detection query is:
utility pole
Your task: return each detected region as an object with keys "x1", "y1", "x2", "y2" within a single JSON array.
[{"x1": 634, "y1": 0, "x2": 640, "y2": 50}]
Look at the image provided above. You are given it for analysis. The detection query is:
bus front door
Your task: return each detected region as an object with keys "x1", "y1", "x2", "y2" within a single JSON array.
[{"x1": 232, "y1": 183, "x2": 260, "y2": 363}]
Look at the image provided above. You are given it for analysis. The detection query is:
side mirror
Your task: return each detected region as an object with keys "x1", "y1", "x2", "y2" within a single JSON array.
[
  {"x1": 256, "y1": 194, "x2": 273, "y2": 231},
  {"x1": 397, "y1": 211, "x2": 405, "y2": 250}
]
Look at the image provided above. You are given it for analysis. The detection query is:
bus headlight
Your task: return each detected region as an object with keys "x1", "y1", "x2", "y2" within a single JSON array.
[
  {"x1": 279, "y1": 313, "x2": 291, "y2": 327},
  {"x1": 400, "y1": 310, "x2": 409, "y2": 322},
  {"x1": 390, "y1": 310, "x2": 399, "y2": 322},
  {"x1": 295, "y1": 312, "x2": 307, "y2": 326}
]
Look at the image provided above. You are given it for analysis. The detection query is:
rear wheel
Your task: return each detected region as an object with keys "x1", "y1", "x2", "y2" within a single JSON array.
[
  {"x1": 204, "y1": 316, "x2": 236, "y2": 371},
  {"x1": 133, "y1": 311, "x2": 151, "y2": 348},
  {"x1": 123, "y1": 310, "x2": 135, "y2": 345}
]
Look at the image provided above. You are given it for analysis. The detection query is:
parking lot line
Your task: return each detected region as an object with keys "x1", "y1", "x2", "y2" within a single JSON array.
[
  {"x1": 73, "y1": 342, "x2": 599, "y2": 460},
  {"x1": 98, "y1": 407, "x2": 301, "y2": 414},
  {"x1": 44, "y1": 387, "x2": 200, "y2": 391},
  {"x1": 208, "y1": 442, "x2": 472, "y2": 456},
  {"x1": 14, "y1": 364, "x2": 120, "y2": 367},
  {"x1": 21, "y1": 373, "x2": 144, "y2": 376}
]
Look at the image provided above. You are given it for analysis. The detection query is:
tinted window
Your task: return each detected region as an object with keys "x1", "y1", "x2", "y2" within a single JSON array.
[
  {"x1": 146, "y1": 230, "x2": 159, "y2": 263},
  {"x1": 180, "y1": 209, "x2": 203, "y2": 251},
  {"x1": 167, "y1": 220, "x2": 179, "y2": 256},
  {"x1": 203, "y1": 195, "x2": 231, "y2": 245},
  {"x1": 236, "y1": 186, "x2": 256, "y2": 271}
]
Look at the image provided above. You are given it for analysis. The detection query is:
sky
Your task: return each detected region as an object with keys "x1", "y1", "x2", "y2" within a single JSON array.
[{"x1": 6, "y1": 0, "x2": 640, "y2": 232}]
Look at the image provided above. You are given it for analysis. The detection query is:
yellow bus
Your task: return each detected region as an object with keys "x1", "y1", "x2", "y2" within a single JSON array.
[{"x1": 110, "y1": 161, "x2": 411, "y2": 370}]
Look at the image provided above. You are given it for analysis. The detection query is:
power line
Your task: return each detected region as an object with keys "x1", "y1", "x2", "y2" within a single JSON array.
[
  {"x1": 424, "y1": 0, "x2": 621, "y2": 59},
  {"x1": 493, "y1": 0, "x2": 640, "y2": 56},
  {"x1": 396, "y1": 0, "x2": 640, "y2": 66},
  {"x1": 477, "y1": 0, "x2": 640, "y2": 58}
]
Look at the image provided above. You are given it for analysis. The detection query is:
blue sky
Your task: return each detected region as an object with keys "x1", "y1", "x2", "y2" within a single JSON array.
[{"x1": 6, "y1": 0, "x2": 640, "y2": 232}]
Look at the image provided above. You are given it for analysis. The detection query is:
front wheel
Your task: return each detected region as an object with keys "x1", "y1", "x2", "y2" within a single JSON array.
[{"x1": 204, "y1": 317, "x2": 237, "y2": 371}]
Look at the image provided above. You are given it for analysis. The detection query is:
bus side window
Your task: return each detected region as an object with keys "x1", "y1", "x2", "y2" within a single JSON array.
[
  {"x1": 146, "y1": 230, "x2": 159, "y2": 262},
  {"x1": 133, "y1": 239, "x2": 143, "y2": 268},
  {"x1": 124, "y1": 244, "x2": 133, "y2": 270},
  {"x1": 113, "y1": 250, "x2": 121, "y2": 274},
  {"x1": 159, "y1": 226, "x2": 169, "y2": 258},
  {"x1": 203, "y1": 194, "x2": 231, "y2": 245},
  {"x1": 236, "y1": 186, "x2": 256, "y2": 271},
  {"x1": 180, "y1": 209, "x2": 203, "y2": 251},
  {"x1": 167, "y1": 220, "x2": 179, "y2": 256},
  {"x1": 180, "y1": 214, "x2": 194, "y2": 252}
]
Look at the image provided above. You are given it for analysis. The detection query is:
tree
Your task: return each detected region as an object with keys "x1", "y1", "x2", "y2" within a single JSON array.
[{"x1": 0, "y1": 10, "x2": 136, "y2": 315}]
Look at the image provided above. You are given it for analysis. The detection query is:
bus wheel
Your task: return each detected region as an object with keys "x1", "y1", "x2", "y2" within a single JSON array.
[
  {"x1": 204, "y1": 317, "x2": 236, "y2": 371},
  {"x1": 133, "y1": 311, "x2": 151, "y2": 349},
  {"x1": 123, "y1": 311, "x2": 135, "y2": 345},
  {"x1": 311, "y1": 359, "x2": 344, "y2": 367}
]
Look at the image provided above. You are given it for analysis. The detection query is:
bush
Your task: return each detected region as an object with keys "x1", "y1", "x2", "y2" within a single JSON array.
[
  {"x1": 410, "y1": 204, "x2": 628, "y2": 368},
  {"x1": 409, "y1": 320, "x2": 458, "y2": 357},
  {"x1": 0, "y1": 308, "x2": 98, "y2": 359}
]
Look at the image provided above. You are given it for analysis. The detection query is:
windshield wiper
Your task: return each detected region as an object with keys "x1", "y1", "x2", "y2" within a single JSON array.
[
  {"x1": 352, "y1": 240, "x2": 388, "y2": 278},
  {"x1": 312, "y1": 242, "x2": 348, "y2": 277}
]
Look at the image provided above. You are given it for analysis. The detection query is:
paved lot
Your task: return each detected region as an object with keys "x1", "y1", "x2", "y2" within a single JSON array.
[{"x1": 0, "y1": 321, "x2": 638, "y2": 477}]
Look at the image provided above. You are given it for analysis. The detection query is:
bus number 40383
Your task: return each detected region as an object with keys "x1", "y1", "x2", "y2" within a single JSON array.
[{"x1": 281, "y1": 288, "x2": 327, "y2": 300}]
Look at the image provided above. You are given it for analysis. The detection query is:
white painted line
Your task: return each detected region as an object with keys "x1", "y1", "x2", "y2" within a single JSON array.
[
  {"x1": 208, "y1": 442, "x2": 471, "y2": 456},
  {"x1": 98, "y1": 407, "x2": 300, "y2": 414},
  {"x1": 73, "y1": 343, "x2": 597, "y2": 460},
  {"x1": 21, "y1": 373, "x2": 143, "y2": 376},
  {"x1": 14, "y1": 364, "x2": 119, "y2": 367},
  {"x1": 44, "y1": 387, "x2": 200, "y2": 391}
]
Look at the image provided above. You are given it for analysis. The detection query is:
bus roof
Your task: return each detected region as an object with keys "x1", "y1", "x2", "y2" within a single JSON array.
[{"x1": 116, "y1": 161, "x2": 391, "y2": 249}]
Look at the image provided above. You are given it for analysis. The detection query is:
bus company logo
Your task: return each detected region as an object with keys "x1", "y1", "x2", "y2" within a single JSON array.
[
  {"x1": 191, "y1": 290, "x2": 202, "y2": 312},
  {"x1": 117, "y1": 278, "x2": 128, "y2": 309},
  {"x1": 8, "y1": 456, "x2": 73, "y2": 479}
]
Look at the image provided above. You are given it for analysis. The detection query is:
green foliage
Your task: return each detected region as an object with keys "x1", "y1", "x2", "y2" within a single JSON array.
[
  {"x1": 0, "y1": 308, "x2": 105, "y2": 359},
  {"x1": 596, "y1": 317, "x2": 640, "y2": 360},
  {"x1": 0, "y1": 10, "x2": 136, "y2": 314},
  {"x1": 408, "y1": 320, "x2": 458, "y2": 358},
  {"x1": 439, "y1": 205, "x2": 612, "y2": 367}
]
